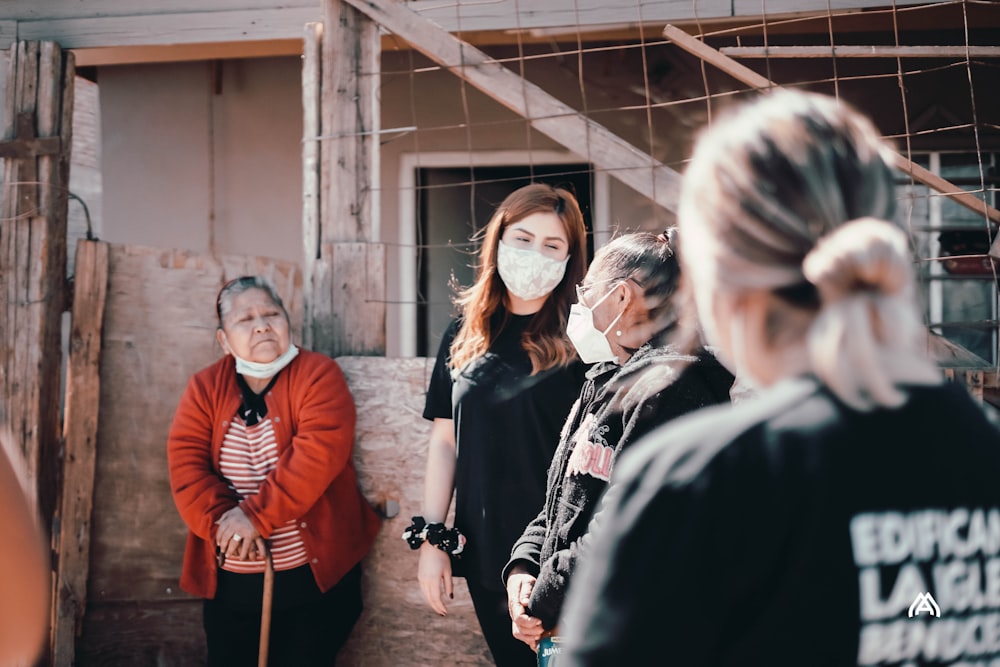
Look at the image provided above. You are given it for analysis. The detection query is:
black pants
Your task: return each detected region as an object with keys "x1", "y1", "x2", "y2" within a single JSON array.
[
  {"x1": 466, "y1": 576, "x2": 538, "y2": 667},
  {"x1": 203, "y1": 563, "x2": 362, "y2": 667}
]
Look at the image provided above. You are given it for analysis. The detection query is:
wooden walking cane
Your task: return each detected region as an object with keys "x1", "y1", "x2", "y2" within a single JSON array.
[{"x1": 258, "y1": 542, "x2": 274, "y2": 667}]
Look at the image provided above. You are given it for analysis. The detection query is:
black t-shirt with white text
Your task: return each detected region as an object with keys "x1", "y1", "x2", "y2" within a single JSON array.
[
  {"x1": 424, "y1": 315, "x2": 585, "y2": 589},
  {"x1": 559, "y1": 376, "x2": 1000, "y2": 667}
]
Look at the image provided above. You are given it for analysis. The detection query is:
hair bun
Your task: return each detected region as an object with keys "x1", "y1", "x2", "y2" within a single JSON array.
[
  {"x1": 656, "y1": 227, "x2": 678, "y2": 254},
  {"x1": 802, "y1": 217, "x2": 911, "y2": 304}
]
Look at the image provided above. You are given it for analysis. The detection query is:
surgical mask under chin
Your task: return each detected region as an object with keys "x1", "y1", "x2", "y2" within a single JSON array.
[
  {"x1": 231, "y1": 343, "x2": 299, "y2": 379},
  {"x1": 566, "y1": 286, "x2": 624, "y2": 364},
  {"x1": 496, "y1": 241, "x2": 569, "y2": 301}
]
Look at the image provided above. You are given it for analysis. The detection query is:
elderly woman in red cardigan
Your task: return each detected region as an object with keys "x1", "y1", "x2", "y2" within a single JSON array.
[{"x1": 168, "y1": 275, "x2": 380, "y2": 666}]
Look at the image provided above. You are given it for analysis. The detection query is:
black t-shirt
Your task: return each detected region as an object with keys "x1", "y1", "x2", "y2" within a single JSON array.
[
  {"x1": 559, "y1": 376, "x2": 1000, "y2": 667},
  {"x1": 423, "y1": 315, "x2": 585, "y2": 588}
]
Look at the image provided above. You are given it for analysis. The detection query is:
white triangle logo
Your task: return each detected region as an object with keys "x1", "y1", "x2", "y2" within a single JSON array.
[{"x1": 908, "y1": 592, "x2": 941, "y2": 618}]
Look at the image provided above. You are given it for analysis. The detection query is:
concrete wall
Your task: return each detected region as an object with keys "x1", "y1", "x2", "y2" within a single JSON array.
[{"x1": 98, "y1": 57, "x2": 303, "y2": 264}]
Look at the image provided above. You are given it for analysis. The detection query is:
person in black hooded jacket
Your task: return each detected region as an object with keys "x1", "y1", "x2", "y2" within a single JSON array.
[{"x1": 502, "y1": 230, "x2": 734, "y2": 647}]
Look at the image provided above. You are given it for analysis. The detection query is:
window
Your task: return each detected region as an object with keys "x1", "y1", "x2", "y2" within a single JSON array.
[{"x1": 897, "y1": 153, "x2": 999, "y2": 364}]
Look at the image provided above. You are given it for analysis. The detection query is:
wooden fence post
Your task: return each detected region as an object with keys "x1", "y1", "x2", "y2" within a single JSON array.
[
  {"x1": 311, "y1": 0, "x2": 386, "y2": 356},
  {"x1": 51, "y1": 239, "x2": 108, "y2": 666},
  {"x1": 0, "y1": 37, "x2": 74, "y2": 667},
  {"x1": 302, "y1": 22, "x2": 322, "y2": 351}
]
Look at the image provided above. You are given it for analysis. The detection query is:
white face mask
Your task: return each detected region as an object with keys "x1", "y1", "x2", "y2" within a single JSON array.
[
  {"x1": 231, "y1": 343, "x2": 300, "y2": 379},
  {"x1": 566, "y1": 283, "x2": 625, "y2": 364},
  {"x1": 496, "y1": 241, "x2": 569, "y2": 301}
]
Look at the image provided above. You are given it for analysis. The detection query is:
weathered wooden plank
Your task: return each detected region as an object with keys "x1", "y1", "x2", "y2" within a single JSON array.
[
  {"x1": 0, "y1": 21, "x2": 15, "y2": 51},
  {"x1": 11, "y1": 43, "x2": 40, "y2": 219},
  {"x1": 663, "y1": 24, "x2": 772, "y2": 89},
  {"x1": 0, "y1": 41, "x2": 71, "y2": 532},
  {"x1": 42, "y1": 45, "x2": 74, "y2": 550},
  {"x1": 0, "y1": 0, "x2": 319, "y2": 20},
  {"x1": 662, "y1": 24, "x2": 1000, "y2": 231},
  {"x1": 14, "y1": 113, "x2": 38, "y2": 216},
  {"x1": 927, "y1": 331, "x2": 994, "y2": 370},
  {"x1": 317, "y1": 242, "x2": 387, "y2": 357},
  {"x1": 73, "y1": 39, "x2": 304, "y2": 67},
  {"x1": 894, "y1": 156, "x2": 1000, "y2": 227},
  {"x1": 78, "y1": 600, "x2": 207, "y2": 667},
  {"x1": 731, "y1": 0, "x2": 930, "y2": 17},
  {"x1": 408, "y1": 0, "x2": 731, "y2": 31},
  {"x1": 0, "y1": 134, "x2": 59, "y2": 158},
  {"x1": 1, "y1": 41, "x2": 16, "y2": 141},
  {"x1": 36, "y1": 42, "x2": 59, "y2": 139},
  {"x1": 15, "y1": 9, "x2": 322, "y2": 49},
  {"x1": 0, "y1": 0, "x2": 933, "y2": 34},
  {"x1": 37, "y1": 43, "x2": 73, "y2": 274},
  {"x1": 721, "y1": 45, "x2": 1000, "y2": 59},
  {"x1": 322, "y1": 0, "x2": 379, "y2": 243},
  {"x1": 2, "y1": 216, "x2": 46, "y2": 508},
  {"x1": 311, "y1": 1, "x2": 384, "y2": 356},
  {"x1": 302, "y1": 21, "x2": 322, "y2": 350},
  {"x1": 52, "y1": 239, "x2": 108, "y2": 667},
  {"x1": 342, "y1": 0, "x2": 683, "y2": 212}
]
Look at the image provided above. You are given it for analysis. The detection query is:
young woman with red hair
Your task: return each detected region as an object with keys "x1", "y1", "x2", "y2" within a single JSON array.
[{"x1": 410, "y1": 183, "x2": 588, "y2": 666}]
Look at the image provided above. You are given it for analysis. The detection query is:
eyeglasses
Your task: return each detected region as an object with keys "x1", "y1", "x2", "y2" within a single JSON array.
[
  {"x1": 576, "y1": 276, "x2": 642, "y2": 306},
  {"x1": 575, "y1": 277, "x2": 620, "y2": 306}
]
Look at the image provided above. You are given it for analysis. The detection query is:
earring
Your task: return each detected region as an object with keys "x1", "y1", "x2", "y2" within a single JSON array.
[{"x1": 616, "y1": 330, "x2": 622, "y2": 337}]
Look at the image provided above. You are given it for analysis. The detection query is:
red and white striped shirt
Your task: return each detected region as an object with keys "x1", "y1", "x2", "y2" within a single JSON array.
[{"x1": 219, "y1": 416, "x2": 309, "y2": 573}]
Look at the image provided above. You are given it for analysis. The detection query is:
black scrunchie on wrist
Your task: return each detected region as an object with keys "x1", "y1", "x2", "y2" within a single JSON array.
[{"x1": 402, "y1": 516, "x2": 466, "y2": 557}]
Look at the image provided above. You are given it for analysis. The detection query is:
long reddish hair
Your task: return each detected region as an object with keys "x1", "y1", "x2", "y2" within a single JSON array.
[{"x1": 450, "y1": 183, "x2": 588, "y2": 374}]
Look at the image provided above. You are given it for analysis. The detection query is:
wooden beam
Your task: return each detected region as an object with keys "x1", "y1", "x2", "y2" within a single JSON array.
[
  {"x1": 341, "y1": 0, "x2": 682, "y2": 212},
  {"x1": 721, "y1": 45, "x2": 1000, "y2": 59},
  {"x1": 322, "y1": 0, "x2": 379, "y2": 244},
  {"x1": 323, "y1": 242, "x2": 387, "y2": 357},
  {"x1": 0, "y1": 133, "x2": 59, "y2": 158},
  {"x1": 663, "y1": 24, "x2": 772, "y2": 90},
  {"x1": 0, "y1": 0, "x2": 934, "y2": 42},
  {"x1": 51, "y1": 239, "x2": 108, "y2": 667},
  {"x1": 302, "y1": 22, "x2": 321, "y2": 350},
  {"x1": 892, "y1": 154, "x2": 1000, "y2": 226},
  {"x1": 73, "y1": 39, "x2": 304, "y2": 67},
  {"x1": 14, "y1": 9, "x2": 321, "y2": 50},
  {"x1": 313, "y1": 0, "x2": 385, "y2": 356},
  {"x1": 662, "y1": 25, "x2": 1000, "y2": 232}
]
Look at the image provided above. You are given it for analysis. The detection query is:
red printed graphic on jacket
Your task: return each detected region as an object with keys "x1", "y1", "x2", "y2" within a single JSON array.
[{"x1": 565, "y1": 412, "x2": 614, "y2": 482}]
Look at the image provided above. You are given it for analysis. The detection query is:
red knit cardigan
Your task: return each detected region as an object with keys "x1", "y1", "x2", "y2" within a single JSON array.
[{"x1": 167, "y1": 349, "x2": 381, "y2": 599}]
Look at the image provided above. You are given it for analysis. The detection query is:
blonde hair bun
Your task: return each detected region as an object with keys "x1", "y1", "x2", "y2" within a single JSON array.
[{"x1": 802, "y1": 217, "x2": 912, "y2": 306}]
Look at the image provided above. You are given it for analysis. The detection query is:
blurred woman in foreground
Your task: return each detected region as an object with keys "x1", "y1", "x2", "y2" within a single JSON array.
[{"x1": 0, "y1": 435, "x2": 48, "y2": 666}]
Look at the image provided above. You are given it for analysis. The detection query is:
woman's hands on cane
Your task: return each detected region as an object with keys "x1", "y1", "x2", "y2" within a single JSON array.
[{"x1": 216, "y1": 506, "x2": 265, "y2": 561}]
